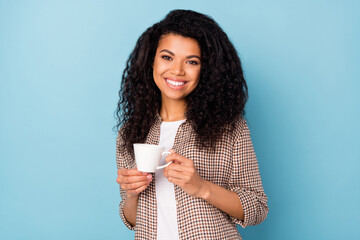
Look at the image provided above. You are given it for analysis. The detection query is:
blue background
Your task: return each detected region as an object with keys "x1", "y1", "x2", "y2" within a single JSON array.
[{"x1": 1, "y1": 0, "x2": 359, "y2": 239}]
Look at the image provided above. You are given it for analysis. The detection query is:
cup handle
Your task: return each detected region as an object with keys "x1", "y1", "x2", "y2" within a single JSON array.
[{"x1": 157, "y1": 151, "x2": 172, "y2": 169}]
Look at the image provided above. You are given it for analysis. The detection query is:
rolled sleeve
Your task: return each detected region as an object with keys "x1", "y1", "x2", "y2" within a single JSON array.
[
  {"x1": 119, "y1": 191, "x2": 135, "y2": 230},
  {"x1": 229, "y1": 119, "x2": 269, "y2": 227},
  {"x1": 230, "y1": 187, "x2": 268, "y2": 227},
  {"x1": 116, "y1": 129, "x2": 136, "y2": 230}
]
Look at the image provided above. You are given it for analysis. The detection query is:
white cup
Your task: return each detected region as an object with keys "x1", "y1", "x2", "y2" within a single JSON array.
[{"x1": 133, "y1": 143, "x2": 172, "y2": 173}]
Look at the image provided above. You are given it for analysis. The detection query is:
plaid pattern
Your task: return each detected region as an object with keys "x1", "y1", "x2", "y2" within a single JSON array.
[{"x1": 116, "y1": 115, "x2": 268, "y2": 239}]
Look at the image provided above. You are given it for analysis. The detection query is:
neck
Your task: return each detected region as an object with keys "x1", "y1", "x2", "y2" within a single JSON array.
[{"x1": 159, "y1": 99, "x2": 187, "y2": 122}]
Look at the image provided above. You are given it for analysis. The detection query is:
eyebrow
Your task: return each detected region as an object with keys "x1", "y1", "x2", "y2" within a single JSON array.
[{"x1": 159, "y1": 49, "x2": 201, "y2": 60}]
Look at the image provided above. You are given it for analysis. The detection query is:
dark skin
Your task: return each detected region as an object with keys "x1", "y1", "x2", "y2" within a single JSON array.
[{"x1": 116, "y1": 34, "x2": 244, "y2": 226}]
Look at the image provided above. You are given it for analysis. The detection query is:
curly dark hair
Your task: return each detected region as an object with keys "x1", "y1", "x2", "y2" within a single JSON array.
[{"x1": 115, "y1": 9, "x2": 248, "y2": 152}]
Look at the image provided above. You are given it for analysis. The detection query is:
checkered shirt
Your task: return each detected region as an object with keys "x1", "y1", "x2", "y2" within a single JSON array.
[{"x1": 116, "y1": 115, "x2": 269, "y2": 239}]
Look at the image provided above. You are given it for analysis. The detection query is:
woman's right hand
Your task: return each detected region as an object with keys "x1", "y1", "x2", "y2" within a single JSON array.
[{"x1": 116, "y1": 168, "x2": 152, "y2": 198}]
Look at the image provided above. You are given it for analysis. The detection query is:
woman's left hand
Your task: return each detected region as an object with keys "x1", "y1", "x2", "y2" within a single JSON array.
[{"x1": 163, "y1": 149, "x2": 208, "y2": 198}]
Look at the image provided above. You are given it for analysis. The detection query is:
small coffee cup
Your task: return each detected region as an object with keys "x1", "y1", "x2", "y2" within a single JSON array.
[{"x1": 133, "y1": 143, "x2": 172, "y2": 173}]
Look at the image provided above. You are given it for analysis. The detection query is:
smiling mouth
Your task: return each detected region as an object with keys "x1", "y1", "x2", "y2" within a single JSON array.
[{"x1": 164, "y1": 78, "x2": 187, "y2": 88}]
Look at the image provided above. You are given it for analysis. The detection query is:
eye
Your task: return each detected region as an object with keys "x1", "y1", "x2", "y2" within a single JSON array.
[
  {"x1": 187, "y1": 60, "x2": 199, "y2": 65},
  {"x1": 161, "y1": 55, "x2": 172, "y2": 61}
]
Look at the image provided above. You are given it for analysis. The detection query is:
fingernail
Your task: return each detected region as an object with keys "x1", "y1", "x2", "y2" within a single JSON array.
[{"x1": 147, "y1": 175, "x2": 152, "y2": 181}]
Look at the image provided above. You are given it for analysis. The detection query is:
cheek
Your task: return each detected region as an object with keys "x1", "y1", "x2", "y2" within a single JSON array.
[
  {"x1": 191, "y1": 69, "x2": 201, "y2": 84},
  {"x1": 153, "y1": 60, "x2": 167, "y2": 76},
  {"x1": 153, "y1": 64, "x2": 163, "y2": 81}
]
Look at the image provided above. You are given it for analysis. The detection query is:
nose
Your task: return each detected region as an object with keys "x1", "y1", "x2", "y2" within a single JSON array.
[{"x1": 171, "y1": 61, "x2": 185, "y2": 76}]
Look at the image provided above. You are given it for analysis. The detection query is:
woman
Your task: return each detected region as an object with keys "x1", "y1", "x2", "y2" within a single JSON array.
[{"x1": 115, "y1": 9, "x2": 268, "y2": 239}]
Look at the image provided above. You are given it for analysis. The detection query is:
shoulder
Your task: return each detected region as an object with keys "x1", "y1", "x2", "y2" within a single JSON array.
[
  {"x1": 116, "y1": 124, "x2": 127, "y2": 149},
  {"x1": 233, "y1": 116, "x2": 249, "y2": 133},
  {"x1": 231, "y1": 116, "x2": 252, "y2": 142},
  {"x1": 116, "y1": 124, "x2": 136, "y2": 168},
  {"x1": 218, "y1": 116, "x2": 251, "y2": 144},
  {"x1": 233, "y1": 116, "x2": 248, "y2": 129}
]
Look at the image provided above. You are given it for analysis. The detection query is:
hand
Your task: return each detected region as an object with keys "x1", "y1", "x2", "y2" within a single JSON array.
[
  {"x1": 116, "y1": 168, "x2": 152, "y2": 198},
  {"x1": 163, "y1": 150, "x2": 208, "y2": 198}
]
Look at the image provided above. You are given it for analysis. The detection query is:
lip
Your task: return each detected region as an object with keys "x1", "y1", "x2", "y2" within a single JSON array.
[{"x1": 164, "y1": 77, "x2": 188, "y2": 90}]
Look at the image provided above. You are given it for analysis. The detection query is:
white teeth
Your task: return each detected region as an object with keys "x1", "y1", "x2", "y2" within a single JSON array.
[{"x1": 166, "y1": 78, "x2": 185, "y2": 86}]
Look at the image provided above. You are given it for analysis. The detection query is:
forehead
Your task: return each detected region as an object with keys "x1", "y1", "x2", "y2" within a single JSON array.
[{"x1": 157, "y1": 34, "x2": 201, "y2": 56}]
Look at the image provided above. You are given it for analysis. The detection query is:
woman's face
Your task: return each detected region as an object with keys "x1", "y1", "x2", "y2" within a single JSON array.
[{"x1": 153, "y1": 34, "x2": 201, "y2": 104}]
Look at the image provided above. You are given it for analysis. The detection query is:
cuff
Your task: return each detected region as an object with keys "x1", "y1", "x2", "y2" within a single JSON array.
[
  {"x1": 119, "y1": 199, "x2": 135, "y2": 231},
  {"x1": 229, "y1": 187, "x2": 257, "y2": 228}
]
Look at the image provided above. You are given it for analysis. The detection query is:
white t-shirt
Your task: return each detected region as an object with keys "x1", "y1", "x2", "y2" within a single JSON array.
[{"x1": 155, "y1": 119, "x2": 185, "y2": 240}]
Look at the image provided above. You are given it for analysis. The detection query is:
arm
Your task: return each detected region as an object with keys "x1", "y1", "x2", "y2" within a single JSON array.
[
  {"x1": 117, "y1": 168, "x2": 152, "y2": 227},
  {"x1": 163, "y1": 151, "x2": 244, "y2": 220},
  {"x1": 228, "y1": 121, "x2": 268, "y2": 227},
  {"x1": 122, "y1": 194, "x2": 139, "y2": 226},
  {"x1": 116, "y1": 131, "x2": 152, "y2": 229},
  {"x1": 199, "y1": 180, "x2": 244, "y2": 220},
  {"x1": 163, "y1": 121, "x2": 268, "y2": 227}
]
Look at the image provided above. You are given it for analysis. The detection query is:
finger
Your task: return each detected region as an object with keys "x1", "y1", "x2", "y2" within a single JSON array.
[
  {"x1": 121, "y1": 168, "x2": 148, "y2": 176},
  {"x1": 117, "y1": 175, "x2": 151, "y2": 184},
  {"x1": 122, "y1": 180, "x2": 149, "y2": 191},
  {"x1": 163, "y1": 165, "x2": 193, "y2": 179},
  {"x1": 167, "y1": 176, "x2": 185, "y2": 187},
  {"x1": 165, "y1": 169, "x2": 190, "y2": 182},
  {"x1": 166, "y1": 163, "x2": 193, "y2": 174},
  {"x1": 165, "y1": 151, "x2": 193, "y2": 166},
  {"x1": 118, "y1": 168, "x2": 144, "y2": 176},
  {"x1": 127, "y1": 184, "x2": 149, "y2": 195},
  {"x1": 127, "y1": 174, "x2": 152, "y2": 183}
]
